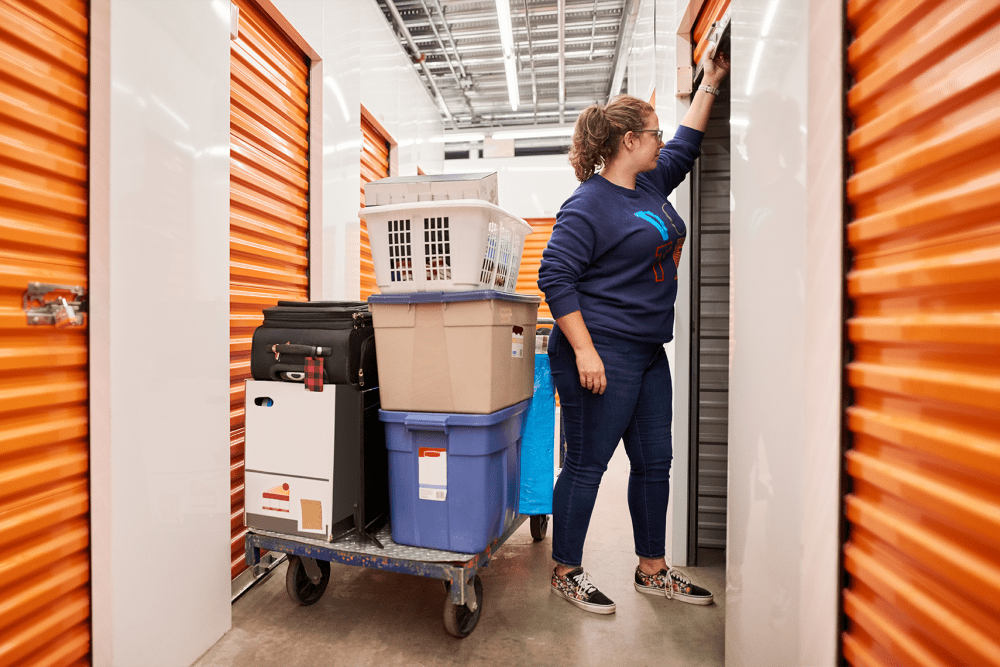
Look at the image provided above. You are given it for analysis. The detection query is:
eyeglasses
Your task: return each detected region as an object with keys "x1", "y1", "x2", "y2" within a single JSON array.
[{"x1": 635, "y1": 129, "x2": 663, "y2": 142}]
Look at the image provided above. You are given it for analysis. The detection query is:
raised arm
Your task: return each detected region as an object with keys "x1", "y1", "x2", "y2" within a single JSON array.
[{"x1": 679, "y1": 52, "x2": 730, "y2": 133}]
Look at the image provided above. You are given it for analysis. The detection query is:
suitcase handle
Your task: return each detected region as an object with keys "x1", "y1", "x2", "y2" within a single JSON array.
[
  {"x1": 271, "y1": 343, "x2": 332, "y2": 359},
  {"x1": 403, "y1": 414, "x2": 451, "y2": 433}
]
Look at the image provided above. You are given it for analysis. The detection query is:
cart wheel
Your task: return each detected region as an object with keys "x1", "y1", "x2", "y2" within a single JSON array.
[
  {"x1": 530, "y1": 515, "x2": 549, "y2": 541},
  {"x1": 285, "y1": 555, "x2": 330, "y2": 606},
  {"x1": 443, "y1": 574, "x2": 483, "y2": 638}
]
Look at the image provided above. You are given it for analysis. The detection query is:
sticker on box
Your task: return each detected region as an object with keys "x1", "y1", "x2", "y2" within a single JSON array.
[
  {"x1": 299, "y1": 499, "x2": 324, "y2": 533},
  {"x1": 418, "y1": 447, "x2": 447, "y2": 486},
  {"x1": 419, "y1": 487, "x2": 447, "y2": 502},
  {"x1": 511, "y1": 326, "x2": 524, "y2": 358}
]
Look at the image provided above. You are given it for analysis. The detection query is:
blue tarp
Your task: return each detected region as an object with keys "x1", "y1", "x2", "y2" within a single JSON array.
[{"x1": 519, "y1": 354, "x2": 554, "y2": 515}]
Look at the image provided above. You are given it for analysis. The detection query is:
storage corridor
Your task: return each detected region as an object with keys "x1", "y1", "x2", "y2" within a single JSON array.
[{"x1": 194, "y1": 445, "x2": 725, "y2": 667}]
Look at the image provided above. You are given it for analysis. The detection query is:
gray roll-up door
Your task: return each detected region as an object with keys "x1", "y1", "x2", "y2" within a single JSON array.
[{"x1": 688, "y1": 78, "x2": 730, "y2": 559}]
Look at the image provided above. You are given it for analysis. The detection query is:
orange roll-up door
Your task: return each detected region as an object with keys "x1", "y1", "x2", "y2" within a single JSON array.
[
  {"x1": 842, "y1": 2, "x2": 1000, "y2": 666},
  {"x1": 0, "y1": 0, "x2": 91, "y2": 664},
  {"x1": 515, "y1": 218, "x2": 554, "y2": 320},
  {"x1": 360, "y1": 113, "x2": 390, "y2": 301},
  {"x1": 230, "y1": 0, "x2": 309, "y2": 581},
  {"x1": 691, "y1": 0, "x2": 729, "y2": 66}
]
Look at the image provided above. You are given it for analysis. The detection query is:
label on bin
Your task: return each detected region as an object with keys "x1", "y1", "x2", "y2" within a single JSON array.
[
  {"x1": 511, "y1": 326, "x2": 524, "y2": 358},
  {"x1": 418, "y1": 447, "x2": 447, "y2": 501}
]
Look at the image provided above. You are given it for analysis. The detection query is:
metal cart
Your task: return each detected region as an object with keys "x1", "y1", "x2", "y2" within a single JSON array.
[{"x1": 244, "y1": 513, "x2": 548, "y2": 638}]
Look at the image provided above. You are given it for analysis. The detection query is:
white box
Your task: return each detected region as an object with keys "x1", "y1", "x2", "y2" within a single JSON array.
[
  {"x1": 243, "y1": 381, "x2": 383, "y2": 540},
  {"x1": 364, "y1": 172, "x2": 498, "y2": 206},
  {"x1": 359, "y1": 199, "x2": 532, "y2": 294}
]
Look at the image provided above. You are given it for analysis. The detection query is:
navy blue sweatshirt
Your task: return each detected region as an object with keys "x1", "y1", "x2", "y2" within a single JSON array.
[{"x1": 538, "y1": 125, "x2": 704, "y2": 343}]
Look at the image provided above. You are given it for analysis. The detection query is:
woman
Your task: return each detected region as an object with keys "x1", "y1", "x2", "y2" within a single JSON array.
[{"x1": 538, "y1": 53, "x2": 730, "y2": 615}]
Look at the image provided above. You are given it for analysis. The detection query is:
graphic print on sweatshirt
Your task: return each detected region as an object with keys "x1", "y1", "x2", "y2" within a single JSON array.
[{"x1": 634, "y1": 204, "x2": 686, "y2": 281}]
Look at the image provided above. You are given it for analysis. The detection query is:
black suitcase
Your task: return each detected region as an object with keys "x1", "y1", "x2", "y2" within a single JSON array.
[{"x1": 250, "y1": 301, "x2": 378, "y2": 387}]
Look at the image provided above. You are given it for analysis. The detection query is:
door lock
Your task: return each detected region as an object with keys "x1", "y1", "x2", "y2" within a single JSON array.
[{"x1": 23, "y1": 282, "x2": 87, "y2": 327}]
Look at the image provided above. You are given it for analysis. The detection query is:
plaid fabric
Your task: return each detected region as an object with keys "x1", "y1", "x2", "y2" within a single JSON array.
[{"x1": 304, "y1": 356, "x2": 324, "y2": 392}]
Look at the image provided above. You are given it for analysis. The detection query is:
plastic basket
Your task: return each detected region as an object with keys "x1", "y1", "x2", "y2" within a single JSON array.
[{"x1": 359, "y1": 199, "x2": 533, "y2": 294}]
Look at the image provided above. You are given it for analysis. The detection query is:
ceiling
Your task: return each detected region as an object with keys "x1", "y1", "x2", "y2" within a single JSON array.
[{"x1": 375, "y1": 0, "x2": 635, "y2": 137}]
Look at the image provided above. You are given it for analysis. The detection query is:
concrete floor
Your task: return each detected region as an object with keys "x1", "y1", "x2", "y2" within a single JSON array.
[{"x1": 194, "y1": 447, "x2": 725, "y2": 667}]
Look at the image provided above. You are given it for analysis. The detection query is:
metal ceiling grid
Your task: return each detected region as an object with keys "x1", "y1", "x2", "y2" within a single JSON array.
[{"x1": 377, "y1": 0, "x2": 630, "y2": 134}]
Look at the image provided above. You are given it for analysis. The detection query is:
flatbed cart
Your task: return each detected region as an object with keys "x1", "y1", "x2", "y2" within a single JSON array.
[{"x1": 244, "y1": 513, "x2": 549, "y2": 638}]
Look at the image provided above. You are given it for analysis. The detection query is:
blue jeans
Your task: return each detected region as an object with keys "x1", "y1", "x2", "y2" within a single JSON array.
[{"x1": 548, "y1": 327, "x2": 673, "y2": 567}]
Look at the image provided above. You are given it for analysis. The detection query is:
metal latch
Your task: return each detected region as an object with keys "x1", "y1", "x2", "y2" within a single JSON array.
[{"x1": 23, "y1": 282, "x2": 87, "y2": 327}]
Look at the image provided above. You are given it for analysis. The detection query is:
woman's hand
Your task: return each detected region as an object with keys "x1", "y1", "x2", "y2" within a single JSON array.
[
  {"x1": 703, "y1": 51, "x2": 730, "y2": 87},
  {"x1": 575, "y1": 345, "x2": 607, "y2": 395}
]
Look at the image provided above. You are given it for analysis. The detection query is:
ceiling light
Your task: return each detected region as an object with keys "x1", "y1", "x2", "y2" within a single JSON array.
[
  {"x1": 428, "y1": 133, "x2": 486, "y2": 143},
  {"x1": 495, "y1": 0, "x2": 520, "y2": 111},
  {"x1": 491, "y1": 127, "x2": 575, "y2": 140}
]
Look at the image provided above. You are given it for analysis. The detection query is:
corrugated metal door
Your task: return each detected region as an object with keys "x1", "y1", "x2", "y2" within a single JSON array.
[
  {"x1": 688, "y1": 78, "x2": 729, "y2": 560},
  {"x1": 230, "y1": 0, "x2": 309, "y2": 581},
  {"x1": 692, "y1": 0, "x2": 730, "y2": 66},
  {"x1": 360, "y1": 114, "x2": 389, "y2": 301},
  {"x1": 843, "y1": 2, "x2": 1000, "y2": 665},
  {"x1": 516, "y1": 217, "x2": 553, "y2": 320},
  {"x1": 0, "y1": 0, "x2": 91, "y2": 663}
]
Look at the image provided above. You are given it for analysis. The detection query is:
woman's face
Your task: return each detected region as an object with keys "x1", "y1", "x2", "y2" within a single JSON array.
[{"x1": 636, "y1": 113, "x2": 664, "y2": 172}]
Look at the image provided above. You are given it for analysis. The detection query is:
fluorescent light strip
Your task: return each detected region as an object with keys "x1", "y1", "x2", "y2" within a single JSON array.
[
  {"x1": 491, "y1": 127, "x2": 575, "y2": 140},
  {"x1": 428, "y1": 133, "x2": 486, "y2": 143},
  {"x1": 495, "y1": 0, "x2": 520, "y2": 111}
]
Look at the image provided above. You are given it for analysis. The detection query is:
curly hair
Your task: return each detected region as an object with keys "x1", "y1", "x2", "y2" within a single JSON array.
[{"x1": 568, "y1": 95, "x2": 655, "y2": 182}]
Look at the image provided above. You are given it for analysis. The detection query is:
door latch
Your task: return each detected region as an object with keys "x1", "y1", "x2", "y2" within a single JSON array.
[{"x1": 22, "y1": 282, "x2": 87, "y2": 327}]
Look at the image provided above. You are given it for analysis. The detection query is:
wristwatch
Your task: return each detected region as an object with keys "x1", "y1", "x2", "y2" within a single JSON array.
[{"x1": 699, "y1": 83, "x2": 721, "y2": 96}]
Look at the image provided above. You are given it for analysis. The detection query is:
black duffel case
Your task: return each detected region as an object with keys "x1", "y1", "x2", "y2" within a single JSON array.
[{"x1": 250, "y1": 301, "x2": 378, "y2": 387}]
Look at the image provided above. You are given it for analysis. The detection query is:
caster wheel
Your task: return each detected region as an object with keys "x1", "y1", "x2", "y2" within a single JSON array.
[
  {"x1": 285, "y1": 555, "x2": 330, "y2": 606},
  {"x1": 443, "y1": 574, "x2": 483, "y2": 638},
  {"x1": 530, "y1": 515, "x2": 548, "y2": 541}
]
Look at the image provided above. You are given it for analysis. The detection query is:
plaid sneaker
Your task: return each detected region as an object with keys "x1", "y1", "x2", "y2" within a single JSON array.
[
  {"x1": 551, "y1": 567, "x2": 616, "y2": 614},
  {"x1": 634, "y1": 567, "x2": 714, "y2": 605}
]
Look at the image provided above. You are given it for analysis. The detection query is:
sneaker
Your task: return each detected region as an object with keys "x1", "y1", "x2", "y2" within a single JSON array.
[
  {"x1": 634, "y1": 566, "x2": 714, "y2": 605},
  {"x1": 551, "y1": 567, "x2": 616, "y2": 614}
]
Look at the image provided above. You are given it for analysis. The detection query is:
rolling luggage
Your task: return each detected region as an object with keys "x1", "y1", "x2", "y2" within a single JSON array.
[{"x1": 250, "y1": 301, "x2": 378, "y2": 387}]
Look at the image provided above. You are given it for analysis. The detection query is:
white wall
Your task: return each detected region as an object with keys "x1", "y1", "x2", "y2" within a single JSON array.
[
  {"x1": 725, "y1": 1, "x2": 842, "y2": 665},
  {"x1": 90, "y1": 1, "x2": 233, "y2": 665},
  {"x1": 438, "y1": 154, "x2": 578, "y2": 218},
  {"x1": 89, "y1": 1, "x2": 444, "y2": 664}
]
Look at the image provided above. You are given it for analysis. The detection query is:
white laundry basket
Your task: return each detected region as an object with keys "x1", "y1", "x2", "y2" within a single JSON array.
[{"x1": 359, "y1": 199, "x2": 533, "y2": 294}]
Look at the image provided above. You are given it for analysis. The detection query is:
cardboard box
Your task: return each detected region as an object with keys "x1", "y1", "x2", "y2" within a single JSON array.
[
  {"x1": 368, "y1": 291, "x2": 540, "y2": 414},
  {"x1": 364, "y1": 172, "x2": 498, "y2": 206}
]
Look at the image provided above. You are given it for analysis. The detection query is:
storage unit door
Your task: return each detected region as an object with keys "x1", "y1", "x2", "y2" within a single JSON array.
[
  {"x1": 360, "y1": 114, "x2": 389, "y2": 301},
  {"x1": 515, "y1": 218, "x2": 554, "y2": 320},
  {"x1": 843, "y1": 2, "x2": 1000, "y2": 666},
  {"x1": 0, "y1": 0, "x2": 91, "y2": 663},
  {"x1": 230, "y1": 0, "x2": 310, "y2": 581},
  {"x1": 691, "y1": 0, "x2": 730, "y2": 66},
  {"x1": 689, "y1": 78, "x2": 729, "y2": 559}
]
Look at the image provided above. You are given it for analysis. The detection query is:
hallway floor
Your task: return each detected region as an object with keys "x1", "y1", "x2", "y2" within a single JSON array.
[{"x1": 194, "y1": 447, "x2": 725, "y2": 667}]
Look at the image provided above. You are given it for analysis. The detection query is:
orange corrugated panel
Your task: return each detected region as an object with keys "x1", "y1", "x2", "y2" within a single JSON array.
[
  {"x1": 843, "y1": 3, "x2": 1000, "y2": 665},
  {"x1": 0, "y1": 0, "x2": 90, "y2": 662},
  {"x1": 360, "y1": 112, "x2": 390, "y2": 301},
  {"x1": 691, "y1": 0, "x2": 729, "y2": 66},
  {"x1": 515, "y1": 218, "x2": 555, "y2": 320},
  {"x1": 230, "y1": 0, "x2": 309, "y2": 580}
]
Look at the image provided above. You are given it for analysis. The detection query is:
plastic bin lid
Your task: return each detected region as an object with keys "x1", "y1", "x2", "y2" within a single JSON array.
[
  {"x1": 367, "y1": 290, "x2": 540, "y2": 304},
  {"x1": 379, "y1": 398, "x2": 531, "y2": 427}
]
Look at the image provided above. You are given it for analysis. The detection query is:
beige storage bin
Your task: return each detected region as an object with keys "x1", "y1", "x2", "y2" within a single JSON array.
[{"x1": 368, "y1": 291, "x2": 540, "y2": 414}]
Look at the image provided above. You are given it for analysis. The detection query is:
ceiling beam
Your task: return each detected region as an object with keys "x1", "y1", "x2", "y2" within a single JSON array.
[{"x1": 605, "y1": 0, "x2": 639, "y2": 99}]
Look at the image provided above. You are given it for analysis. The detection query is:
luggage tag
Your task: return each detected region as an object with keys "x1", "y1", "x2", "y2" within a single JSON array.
[{"x1": 304, "y1": 356, "x2": 323, "y2": 392}]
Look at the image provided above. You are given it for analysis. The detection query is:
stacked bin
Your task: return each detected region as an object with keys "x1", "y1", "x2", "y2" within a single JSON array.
[{"x1": 360, "y1": 174, "x2": 539, "y2": 554}]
